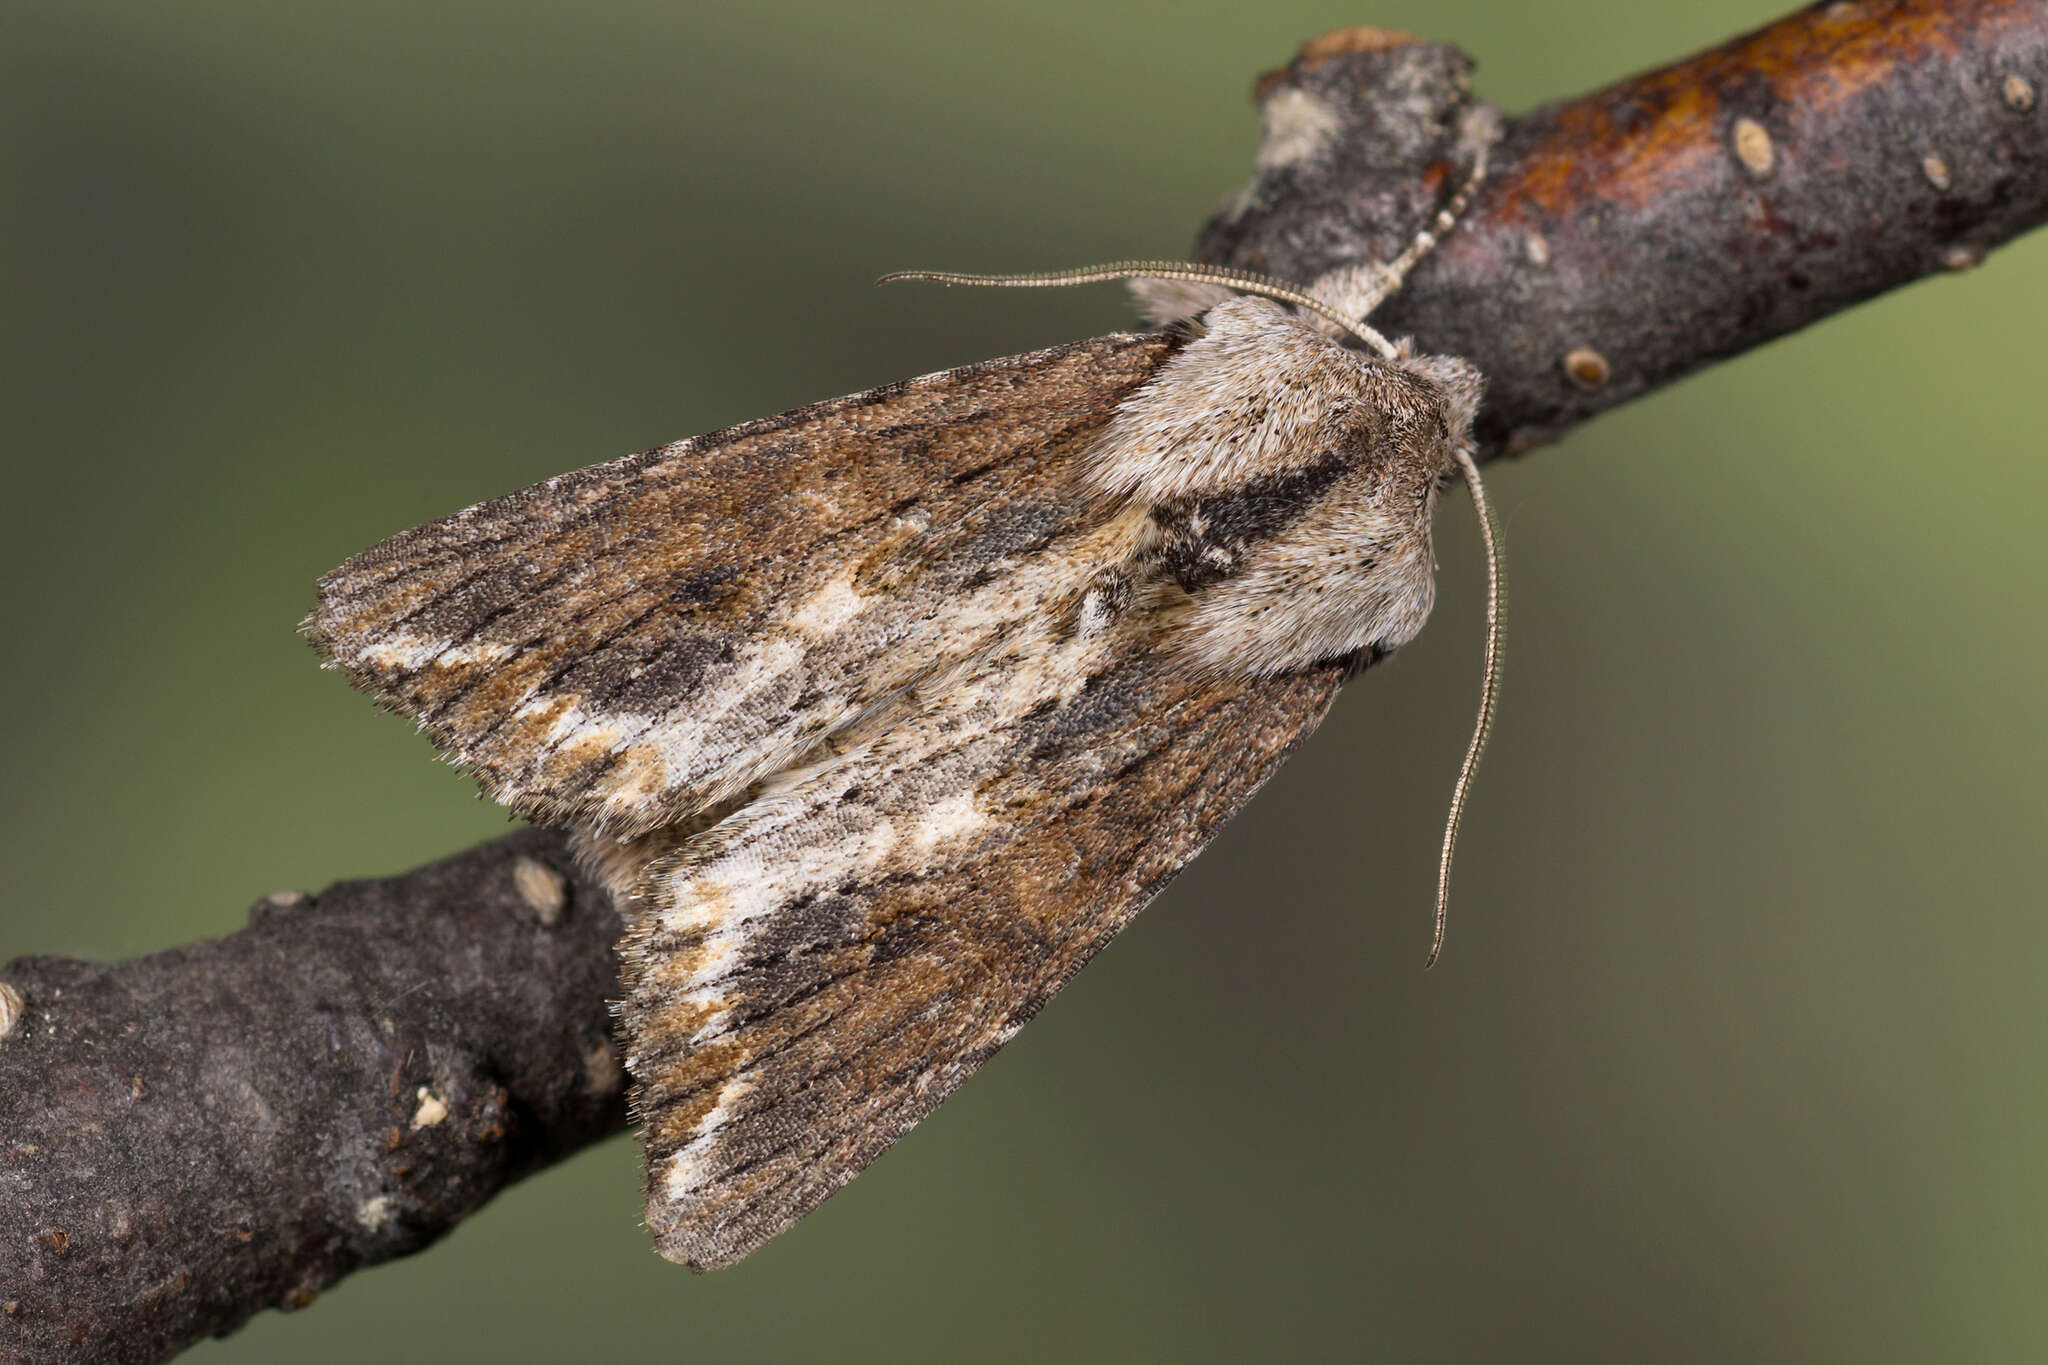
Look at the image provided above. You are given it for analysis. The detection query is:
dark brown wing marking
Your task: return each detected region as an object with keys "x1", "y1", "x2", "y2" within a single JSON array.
[
  {"x1": 619, "y1": 613, "x2": 1344, "y2": 1270},
  {"x1": 308, "y1": 333, "x2": 1179, "y2": 837}
]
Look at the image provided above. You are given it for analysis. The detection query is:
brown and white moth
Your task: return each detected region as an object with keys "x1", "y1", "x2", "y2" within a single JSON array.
[{"x1": 307, "y1": 147, "x2": 1502, "y2": 1270}]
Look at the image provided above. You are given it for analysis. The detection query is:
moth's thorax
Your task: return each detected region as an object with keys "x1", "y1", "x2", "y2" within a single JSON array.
[{"x1": 1083, "y1": 296, "x2": 1481, "y2": 678}]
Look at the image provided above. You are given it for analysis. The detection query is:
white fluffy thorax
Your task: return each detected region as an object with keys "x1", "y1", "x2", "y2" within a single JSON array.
[
  {"x1": 1083, "y1": 297, "x2": 1376, "y2": 503},
  {"x1": 1080, "y1": 294, "x2": 1483, "y2": 680}
]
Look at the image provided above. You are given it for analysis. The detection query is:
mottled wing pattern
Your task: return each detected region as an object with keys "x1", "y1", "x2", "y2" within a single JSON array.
[
  {"x1": 620, "y1": 606, "x2": 1346, "y2": 1270},
  {"x1": 311, "y1": 296, "x2": 1465, "y2": 1270},
  {"x1": 309, "y1": 334, "x2": 1176, "y2": 837}
]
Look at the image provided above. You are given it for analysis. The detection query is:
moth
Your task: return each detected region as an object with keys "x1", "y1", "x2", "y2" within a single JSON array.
[{"x1": 307, "y1": 150, "x2": 1502, "y2": 1270}]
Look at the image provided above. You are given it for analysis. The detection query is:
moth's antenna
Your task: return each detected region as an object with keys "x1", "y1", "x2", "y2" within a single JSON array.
[
  {"x1": 1337, "y1": 139, "x2": 1492, "y2": 323},
  {"x1": 879, "y1": 261, "x2": 1402, "y2": 362},
  {"x1": 1430, "y1": 448, "x2": 1504, "y2": 968}
]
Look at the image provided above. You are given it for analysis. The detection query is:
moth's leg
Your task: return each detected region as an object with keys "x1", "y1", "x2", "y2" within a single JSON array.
[{"x1": 1126, "y1": 278, "x2": 1237, "y2": 329}]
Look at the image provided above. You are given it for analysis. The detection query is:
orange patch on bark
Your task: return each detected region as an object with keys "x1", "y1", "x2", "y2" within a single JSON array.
[{"x1": 1500, "y1": 0, "x2": 2002, "y2": 220}]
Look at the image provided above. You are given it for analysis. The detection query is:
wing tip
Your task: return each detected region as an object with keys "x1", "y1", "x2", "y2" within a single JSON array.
[
  {"x1": 297, "y1": 602, "x2": 560, "y2": 827},
  {"x1": 304, "y1": 588, "x2": 716, "y2": 844},
  {"x1": 652, "y1": 1225, "x2": 741, "y2": 1274},
  {"x1": 647, "y1": 1188, "x2": 761, "y2": 1273}
]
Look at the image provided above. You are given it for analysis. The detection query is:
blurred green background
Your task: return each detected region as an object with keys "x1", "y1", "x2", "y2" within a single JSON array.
[{"x1": 6, "y1": 1, "x2": 2045, "y2": 1360}]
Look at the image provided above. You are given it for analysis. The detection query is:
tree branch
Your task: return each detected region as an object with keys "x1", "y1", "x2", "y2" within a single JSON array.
[
  {"x1": 4, "y1": 3, "x2": 2042, "y2": 1360},
  {"x1": 0, "y1": 832, "x2": 624, "y2": 1365},
  {"x1": 1211, "y1": 0, "x2": 2048, "y2": 458}
]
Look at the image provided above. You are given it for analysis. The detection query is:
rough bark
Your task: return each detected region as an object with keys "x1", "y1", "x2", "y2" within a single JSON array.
[
  {"x1": 1212, "y1": 0, "x2": 2048, "y2": 459},
  {"x1": 0, "y1": 832, "x2": 625, "y2": 1365},
  {"x1": 3, "y1": 3, "x2": 2043, "y2": 1361}
]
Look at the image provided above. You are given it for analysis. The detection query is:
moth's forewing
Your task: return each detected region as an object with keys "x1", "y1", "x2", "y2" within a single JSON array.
[
  {"x1": 311, "y1": 294, "x2": 1467, "y2": 1271},
  {"x1": 620, "y1": 614, "x2": 1345, "y2": 1270},
  {"x1": 308, "y1": 334, "x2": 1177, "y2": 838}
]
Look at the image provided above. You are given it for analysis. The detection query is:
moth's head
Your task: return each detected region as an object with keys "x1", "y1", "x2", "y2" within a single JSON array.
[
  {"x1": 1395, "y1": 351, "x2": 1484, "y2": 477},
  {"x1": 1331, "y1": 348, "x2": 1485, "y2": 526}
]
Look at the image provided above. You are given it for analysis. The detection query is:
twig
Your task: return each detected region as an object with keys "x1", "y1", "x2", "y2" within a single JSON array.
[
  {"x1": 1, "y1": 832, "x2": 624, "y2": 1365},
  {"x1": 1212, "y1": 1, "x2": 2048, "y2": 459},
  {"x1": 3, "y1": 4, "x2": 2043, "y2": 1360}
]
